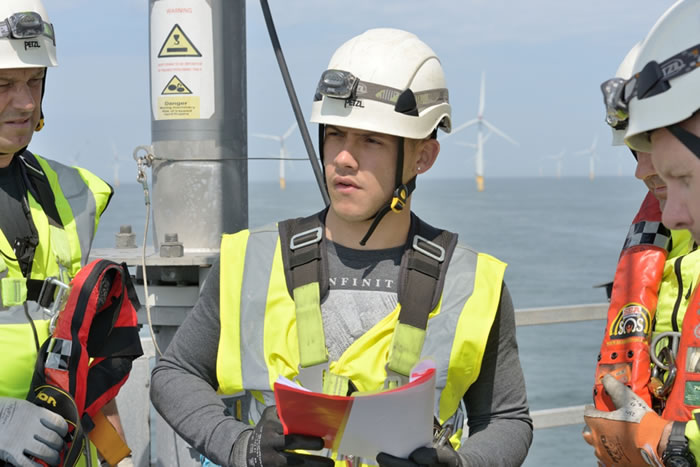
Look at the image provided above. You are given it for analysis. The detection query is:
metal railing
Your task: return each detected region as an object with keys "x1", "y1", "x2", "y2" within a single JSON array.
[{"x1": 515, "y1": 303, "x2": 607, "y2": 430}]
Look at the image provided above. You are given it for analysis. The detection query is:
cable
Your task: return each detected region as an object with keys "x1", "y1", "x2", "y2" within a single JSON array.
[
  {"x1": 259, "y1": 0, "x2": 330, "y2": 207},
  {"x1": 133, "y1": 146, "x2": 163, "y2": 358}
]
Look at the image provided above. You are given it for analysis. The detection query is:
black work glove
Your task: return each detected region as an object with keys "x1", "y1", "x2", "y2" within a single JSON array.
[
  {"x1": 376, "y1": 445, "x2": 464, "y2": 467},
  {"x1": 246, "y1": 406, "x2": 335, "y2": 467}
]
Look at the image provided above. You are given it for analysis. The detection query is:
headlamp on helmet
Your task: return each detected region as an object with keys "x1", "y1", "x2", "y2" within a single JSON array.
[
  {"x1": 315, "y1": 69, "x2": 359, "y2": 100},
  {"x1": 0, "y1": 11, "x2": 54, "y2": 43},
  {"x1": 602, "y1": 42, "x2": 700, "y2": 132}
]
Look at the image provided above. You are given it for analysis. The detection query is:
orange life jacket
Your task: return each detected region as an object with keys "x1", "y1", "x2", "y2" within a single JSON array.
[
  {"x1": 27, "y1": 259, "x2": 143, "y2": 466},
  {"x1": 594, "y1": 192, "x2": 669, "y2": 410}
]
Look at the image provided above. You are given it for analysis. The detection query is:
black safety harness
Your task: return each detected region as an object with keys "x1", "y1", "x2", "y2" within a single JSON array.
[{"x1": 278, "y1": 209, "x2": 457, "y2": 395}]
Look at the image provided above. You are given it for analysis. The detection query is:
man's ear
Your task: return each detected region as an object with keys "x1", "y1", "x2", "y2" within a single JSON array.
[{"x1": 415, "y1": 138, "x2": 440, "y2": 174}]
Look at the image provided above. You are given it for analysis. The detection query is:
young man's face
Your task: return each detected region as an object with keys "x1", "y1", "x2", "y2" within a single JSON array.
[
  {"x1": 0, "y1": 67, "x2": 44, "y2": 158},
  {"x1": 635, "y1": 151, "x2": 667, "y2": 208},
  {"x1": 323, "y1": 125, "x2": 403, "y2": 223},
  {"x1": 650, "y1": 113, "x2": 700, "y2": 244}
]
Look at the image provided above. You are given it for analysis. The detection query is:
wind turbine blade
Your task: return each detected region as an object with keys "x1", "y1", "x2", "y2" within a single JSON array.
[
  {"x1": 252, "y1": 133, "x2": 281, "y2": 142},
  {"x1": 481, "y1": 119, "x2": 518, "y2": 146},
  {"x1": 283, "y1": 122, "x2": 298, "y2": 140},
  {"x1": 446, "y1": 118, "x2": 479, "y2": 138},
  {"x1": 478, "y1": 72, "x2": 486, "y2": 116},
  {"x1": 573, "y1": 149, "x2": 590, "y2": 156},
  {"x1": 455, "y1": 141, "x2": 477, "y2": 148}
]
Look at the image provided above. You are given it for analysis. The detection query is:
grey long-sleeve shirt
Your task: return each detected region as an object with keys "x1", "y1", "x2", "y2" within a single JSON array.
[{"x1": 151, "y1": 251, "x2": 533, "y2": 467}]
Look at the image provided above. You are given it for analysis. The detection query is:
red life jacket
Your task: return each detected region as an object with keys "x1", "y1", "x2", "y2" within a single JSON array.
[
  {"x1": 594, "y1": 192, "x2": 670, "y2": 410},
  {"x1": 662, "y1": 283, "x2": 700, "y2": 421},
  {"x1": 27, "y1": 259, "x2": 143, "y2": 466}
]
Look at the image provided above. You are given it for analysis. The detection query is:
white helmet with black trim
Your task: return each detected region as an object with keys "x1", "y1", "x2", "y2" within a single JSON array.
[
  {"x1": 624, "y1": 0, "x2": 700, "y2": 153},
  {"x1": 311, "y1": 28, "x2": 451, "y2": 139},
  {"x1": 0, "y1": 0, "x2": 57, "y2": 69}
]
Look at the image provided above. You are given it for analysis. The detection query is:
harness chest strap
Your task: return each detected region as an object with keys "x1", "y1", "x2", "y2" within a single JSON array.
[{"x1": 279, "y1": 212, "x2": 457, "y2": 395}]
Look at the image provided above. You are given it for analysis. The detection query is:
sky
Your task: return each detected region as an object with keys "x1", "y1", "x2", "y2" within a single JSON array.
[{"x1": 28, "y1": 0, "x2": 678, "y2": 186}]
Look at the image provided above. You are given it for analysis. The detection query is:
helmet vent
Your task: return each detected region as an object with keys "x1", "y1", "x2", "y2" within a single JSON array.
[{"x1": 394, "y1": 89, "x2": 419, "y2": 116}]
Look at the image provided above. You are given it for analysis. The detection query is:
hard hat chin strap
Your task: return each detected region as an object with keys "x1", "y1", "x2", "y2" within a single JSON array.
[
  {"x1": 359, "y1": 137, "x2": 416, "y2": 246},
  {"x1": 34, "y1": 70, "x2": 47, "y2": 132},
  {"x1": 668, "y1": 123, "x2": 700, "y2": 160}
]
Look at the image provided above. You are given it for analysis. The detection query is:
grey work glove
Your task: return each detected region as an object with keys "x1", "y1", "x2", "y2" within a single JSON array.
[
  {"x1": 377, "y1": 446, "x2": 464, "y2": 467},
  {"x1": 0, "y1": 397, "x2": 68, "y2": 467},
  {"x1": 244, "y1": 406, "x2": 334, "y2": 467}
]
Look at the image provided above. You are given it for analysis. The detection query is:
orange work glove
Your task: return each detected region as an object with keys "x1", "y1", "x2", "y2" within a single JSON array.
[{"x1": 583, "y1": 374, "x2": 671, "y2": 466}]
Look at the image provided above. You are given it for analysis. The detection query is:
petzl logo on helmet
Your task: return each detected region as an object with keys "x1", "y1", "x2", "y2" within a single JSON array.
[
  {"x1": 610, "y1": 303, "x2": 651, "y2": 340},
  {"x1": 662, "y1": 58, "x2": 684, "y2": 78}
]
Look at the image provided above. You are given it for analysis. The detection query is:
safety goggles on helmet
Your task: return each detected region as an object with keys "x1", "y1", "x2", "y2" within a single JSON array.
[
  {"x1": 314, "y1": 69, "x2": 449, "y2": 116},
  {"x1": 0, "y1": 11, "x2": 55, "y2": 44},
  {"x1": 600, "y1": 42, "x2": 700, "y2": 131}
]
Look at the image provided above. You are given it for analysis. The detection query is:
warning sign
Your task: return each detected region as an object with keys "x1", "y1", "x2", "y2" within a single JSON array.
[
  {"x1": 158, "y1": 24, "x2": 202, "y2": 58},
  {"x1": 161, "y1": 75, "x2": 192, "y2": 95},
  {"x1": 157, "y1": 96, "x2": 200, "y2": 119},
  {"x1": 151, "y1": 0, "x2": 214, "y2": 120}
]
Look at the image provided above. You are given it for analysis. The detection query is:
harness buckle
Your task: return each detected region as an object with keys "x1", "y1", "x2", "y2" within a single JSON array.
[
  {"x1": 289, "y1": 227, "x2": 323, "y2": 251},
  {"x1": 39, "y1": 276, "x2": 70, "y2": 321},
  {"x1": 383, "y1": 363, "x2": 409, "y2": 389},
  {"x1": 413, "y1": 235, "x2": 446, "y2": 262},
  {"x1": 295, "y1": 361, "x2": 329, "y2": 393}
]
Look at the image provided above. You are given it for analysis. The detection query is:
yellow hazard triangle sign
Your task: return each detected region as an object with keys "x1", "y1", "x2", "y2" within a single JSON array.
[
  {"x1": 161, "y1": 75, "x2": 192, "y2": 95},
  {"x1": 158, "y1": 24, "x2": 202, "y2": 58}
]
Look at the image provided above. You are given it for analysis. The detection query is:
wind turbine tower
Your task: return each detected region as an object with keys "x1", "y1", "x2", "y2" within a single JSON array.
[
  {"x1": 575, "y1": 136, "x2": 599, "y2": 181},
  {"x1": 446, "y1": 72, "x2": 518, "y2": 192},
  {"x1": 111, "y1": 140, "x2": 121, "y2": 188},
  {"x1": 542, "y1": 149, "x2": 566, "y2": 178},
  {"x1": 253, "y1": 122, "x2": 298, "y2": 190}
]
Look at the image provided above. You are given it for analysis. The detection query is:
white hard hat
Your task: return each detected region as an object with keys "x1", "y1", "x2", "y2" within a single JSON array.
[
  {"x1": 625, "y1": 0, "x2": 700, "y2": 152},
  {"x1": 310, "y1": 28, "x2": 451, "y2": 139},
  {"x1": 605, "y1": 42, "x2": 641, "y2": 146},
  {"x1": 0, "y1": 0, "x2": 57, "y2": 69}
]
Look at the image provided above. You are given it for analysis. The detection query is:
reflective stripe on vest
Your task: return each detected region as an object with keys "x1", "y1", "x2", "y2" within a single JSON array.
[
  {"x1": 38, "y1": 156, "x2": 112, "y2": 273},
  {"x1": 217, "y1": 225, "x2": 505, "y2": 429}
]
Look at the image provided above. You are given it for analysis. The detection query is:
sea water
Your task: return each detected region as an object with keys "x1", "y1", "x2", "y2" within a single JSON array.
[{"x1": 95, "y1": 176, "x2": 648, "y2": 466}]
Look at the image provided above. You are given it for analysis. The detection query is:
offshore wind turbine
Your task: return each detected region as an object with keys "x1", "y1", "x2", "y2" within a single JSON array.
[
  {"x1": 110, "y1": 140, "x2": 121, "y2": 188},
  {"x1": 253, "y1": 122, "x2": 297, "y2": 190},
  {"x1": 445, "y1": 72, "x2": 518, "y2": 192},
  {"x1": 575, "y1": 136, "x2": 599, "y2": 181},
  {"x1": 542, "y1": 149, "x2": 566, "y2": 178}
]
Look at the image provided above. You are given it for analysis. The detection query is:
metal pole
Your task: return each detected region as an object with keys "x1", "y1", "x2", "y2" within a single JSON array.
[
  {"x1": 259, "y1": 0, "x2": 330, "y2": 206},
  {"x1": 149, "y1": 0, "x2": 248, "y2": 252}
]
